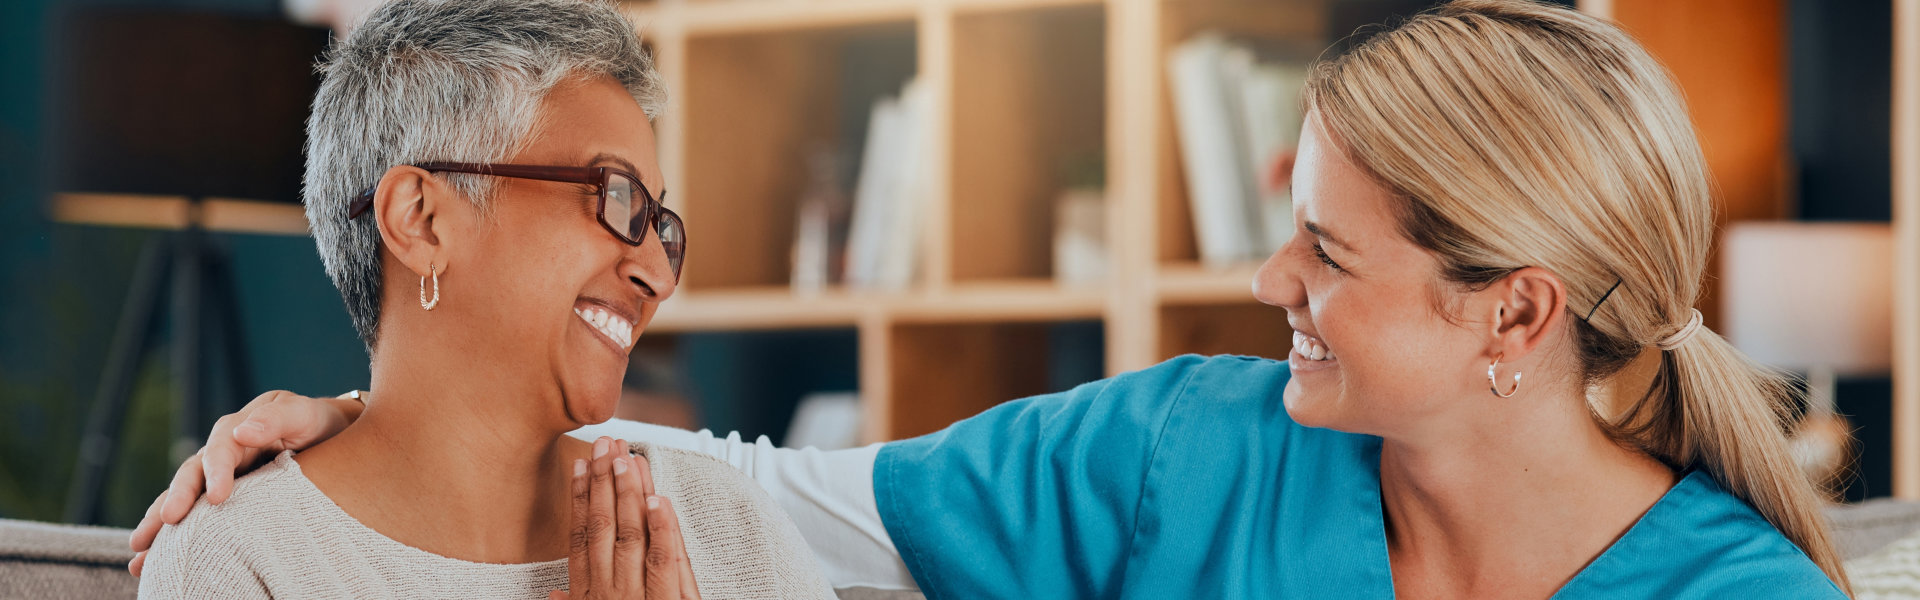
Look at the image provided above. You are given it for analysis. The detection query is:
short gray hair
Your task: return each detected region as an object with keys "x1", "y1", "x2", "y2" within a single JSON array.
[{"x1": 304, "y1": 0, "x2": 666, "y2": 352}]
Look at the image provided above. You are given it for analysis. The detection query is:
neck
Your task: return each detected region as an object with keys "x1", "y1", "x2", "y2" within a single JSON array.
[
  {"x1": 296, "y1": 330, "x2": 591, "y2": 564},
  {"x1": 1377, "y1": 380, "x2": 1676, "y2": 599}
]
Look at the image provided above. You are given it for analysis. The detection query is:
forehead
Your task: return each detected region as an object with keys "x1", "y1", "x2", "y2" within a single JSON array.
[
  {"x1": 1292, "y1": 111, "x2": 1402, "y2": 250},
  {"x1": 515, "y1": 75, "x2": 658, "y2": 172}
]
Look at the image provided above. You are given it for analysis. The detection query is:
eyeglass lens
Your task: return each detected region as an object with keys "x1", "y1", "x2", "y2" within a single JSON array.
[{"x1": 606, "y1": 172, "x2": 685, "y2": 278}]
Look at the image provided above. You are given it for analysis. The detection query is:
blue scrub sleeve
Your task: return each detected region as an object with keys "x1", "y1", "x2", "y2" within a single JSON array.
[{"x1": 872, "y1": 355, "x2": 1209, "y2": 599}]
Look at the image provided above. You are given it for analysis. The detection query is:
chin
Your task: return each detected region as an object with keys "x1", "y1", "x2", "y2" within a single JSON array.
[
  {"x1": 557, "y1": 380, "x2": 624, "y2": 426},
  {"x1": 566, "y1": 398, "x2": 619, "y2": 426},
  {"x1": 1281, "y1": 376, "x2": 1346, "y2": 431}
]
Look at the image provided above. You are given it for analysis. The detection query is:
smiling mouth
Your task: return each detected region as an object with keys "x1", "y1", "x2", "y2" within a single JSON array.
[
  {"x1": 1292, "y1": 331, "x2": 1337, "y2": 362},
  {"x1": 575, "y1": 305, "x2": 633, "y2": 350}
]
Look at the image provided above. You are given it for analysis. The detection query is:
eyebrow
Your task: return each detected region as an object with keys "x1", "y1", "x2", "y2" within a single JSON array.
[
  {"x1": 585, "y1": 152, "x2": 667, "y2": 199},
  {"x1": 1304, "y1": 220, "x2": 1354, "y2": 252},
  {"x1": 585, "y1": 152, "x2": 640, "y2": 175}
]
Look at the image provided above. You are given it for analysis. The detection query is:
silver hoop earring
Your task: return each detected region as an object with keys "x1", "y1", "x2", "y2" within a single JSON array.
[
  {"x1": 1488, "y1": 354, "x2": 1521, "y2": 398},
  {"x1": 420, "y1": 264, "x2": 440, "y2": 311}
]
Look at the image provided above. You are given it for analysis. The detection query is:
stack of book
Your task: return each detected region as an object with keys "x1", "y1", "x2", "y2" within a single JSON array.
[
  {"x1": 845, "y1": 78, "x2": 932, "y2": 291},
  {"x1": 1167, "y1": 33, "x2": 1309, "y2": 268}
]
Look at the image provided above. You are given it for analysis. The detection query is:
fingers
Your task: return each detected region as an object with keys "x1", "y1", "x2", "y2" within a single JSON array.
[
  {"x1": 202, "y1": 413, "x2": 259, "y2": 506},
  {"x1": 128, "y1": 551, "x2": 146, "y2": 577},
  {"x1": 160, "y1": 454, "x2": 205, "y2": 524},
  {"x1": 645, "y1": 495, "x2": 691, "y2": 600},
  {"x1": 664, "y1": 496, "x2": 700, "y2": 600},
  {"x1": 634, "y1": 452, "x2": 654, "y2": 499},
  {"x1": 568, "y1": 456, "x2": 591, "y2": 598},
  {"x1": 588, "y1": 437, "x2": 619, "y2": 595},
  {"x1": 257, "y1": 391, "x2": 353, "y2": 449},
  {"x1": 612, "y1": 454, "x2": 648, "y2": 595},
  {"x1": 130, "y1": 491, "x2": 167, "y2": 554},
  {"x1": 675, "y1": 505, "x2": 700, "y2": 600},
  {"x1": 549, "y1": 592, "x2": 569, "y2": 600}
]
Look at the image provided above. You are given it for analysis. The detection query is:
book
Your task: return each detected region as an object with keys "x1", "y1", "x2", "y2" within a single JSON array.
[
  {"x1": 844, "y1": 77, "x2": 928, "y2": 290},
  {"x1": 874, "y1": 78, "x2": 930, "y2": 290},
  {"x1": 1168, "y1": 33, "x2": 1312, "y2": 264},
  {"x1": 1236, "y1": 60, "x2": 1306, "y2": 255},
  {"x1": 1168, "y1": 34, "x2": 1260, "y2": 267},
  {"x1": 845, "y1": 92, "x2": 905, "y2": 288}
]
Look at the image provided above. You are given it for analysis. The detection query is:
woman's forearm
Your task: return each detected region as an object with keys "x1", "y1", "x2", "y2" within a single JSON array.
[{"x1": 567, "y1": 419, "x2": 916, "y2": 591}]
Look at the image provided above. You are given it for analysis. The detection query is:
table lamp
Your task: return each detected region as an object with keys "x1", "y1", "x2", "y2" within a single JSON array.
[{"x1": 1722, "y1": 221, "x2": 1895, "y2": 496}]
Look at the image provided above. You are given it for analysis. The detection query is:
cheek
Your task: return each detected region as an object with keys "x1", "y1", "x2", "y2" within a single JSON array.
[{"x1": 1284, "y1": 280, "x2": 1449, "y2": 427}]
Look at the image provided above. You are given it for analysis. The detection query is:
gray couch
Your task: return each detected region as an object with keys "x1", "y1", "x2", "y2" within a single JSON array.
[
  {"x1": 0, "y1": 518, "x2": 140, "y2": 599},
  {"x1": 12, "y1": 501, "x2": 1920, "y2": 599},
  {"x1": 0, "y1": 516, "x2": 922, "y2": 599}
]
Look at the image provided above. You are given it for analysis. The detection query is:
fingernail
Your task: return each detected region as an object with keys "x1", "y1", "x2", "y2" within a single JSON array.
[
  {"x1": 593, "y1": 438, "x2": 609, "y2": 459},
  {"x1": 236, "y1": 421, "x2": 264, "y2": 435},
  {"x1": 614, "y1": 457, "x2": 629, "y2": 475},
  {"x1": 647, "y1": 495, "x2": 660, "y2": 509},
  {"x1": 574, "y1": 459, "x2": 587, "y2": 477}
]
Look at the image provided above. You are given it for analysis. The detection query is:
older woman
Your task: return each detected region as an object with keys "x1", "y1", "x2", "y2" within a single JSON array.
[
  {"x1": 134, "y1": 0, "x2": 833, "y2": 598},
  {"x1": 140, "y1": 1, "x2": 1849, "y2": 598}
]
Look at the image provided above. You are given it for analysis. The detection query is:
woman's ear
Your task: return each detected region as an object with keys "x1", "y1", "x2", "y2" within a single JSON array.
[
  {"x1": 372, "y1": 165, "x2": 448, "y2": 278},
  {"x1": 1485, "y1": 266, "x2": 1568, "y2": 362}
]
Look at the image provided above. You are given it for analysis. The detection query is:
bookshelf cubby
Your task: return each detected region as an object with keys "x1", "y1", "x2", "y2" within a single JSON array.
[
  {"x1": 950, "y1": 4, "x2": 1105, "y2": 283},
  {"x1": 1157, "y1": 301, "x2": 1291, "y2": 362}
]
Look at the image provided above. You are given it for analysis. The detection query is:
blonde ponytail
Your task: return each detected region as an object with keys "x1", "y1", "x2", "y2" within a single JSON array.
[
  {"x1": 1304, "y1": 0, "x2": 1851, "y2": 592},
  {"x1": 1641, "y1": 328, "x2": 1849, "y2": 586}
]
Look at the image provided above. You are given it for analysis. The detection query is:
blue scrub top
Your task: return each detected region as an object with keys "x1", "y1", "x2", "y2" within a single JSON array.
[{"x1": 873, "y1": 354, "x2": 1844, "y2": 599}]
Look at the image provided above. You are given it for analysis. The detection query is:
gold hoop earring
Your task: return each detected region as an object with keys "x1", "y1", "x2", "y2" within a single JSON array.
[
  {"x1": 1488, "y1": 354, "x2": 1521, "y2": 398},
  {"x1": 420, "y1": 264, "x2": 440, "y2": 311}
]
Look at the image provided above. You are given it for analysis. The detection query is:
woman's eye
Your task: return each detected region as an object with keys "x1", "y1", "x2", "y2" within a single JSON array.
[{"x1": 1312, "y1": 242, "x2": 1343, "y2": 271}]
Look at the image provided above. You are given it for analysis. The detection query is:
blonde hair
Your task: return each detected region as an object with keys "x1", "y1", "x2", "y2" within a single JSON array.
[{"x1": 1303, "y1": 0, "x2": 1851, "y2": 592}]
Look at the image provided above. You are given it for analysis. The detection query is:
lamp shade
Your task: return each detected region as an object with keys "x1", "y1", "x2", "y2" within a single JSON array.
[{"x1": 1721, "y1": 221, "x2": 1894, "y2": 375}]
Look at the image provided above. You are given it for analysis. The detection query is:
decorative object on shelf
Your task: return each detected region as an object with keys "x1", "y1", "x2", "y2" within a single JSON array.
[
  {"x1": 1723, "y1": 221, "x2": 1895, "y2": 498},
  {"x1": 845, "y1": 77, "x2": 931, "y2": 291},
  {"x1": 1053, "y1": 187, "x2": 1108, "y2": 286},
  {"x1": 1167, "y1": 32, "x2": 1309, "y2": 267},
  {"x1": 793, "y1": 145, "x2": 851, "y2": 295}
]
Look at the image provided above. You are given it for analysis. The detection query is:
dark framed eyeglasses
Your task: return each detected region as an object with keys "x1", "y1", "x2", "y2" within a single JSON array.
[{"x1": 347, "y1": 162, "x2": 685, "y2": 279}]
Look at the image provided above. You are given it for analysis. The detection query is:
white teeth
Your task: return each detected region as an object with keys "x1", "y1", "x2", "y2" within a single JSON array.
[
  {"x1": 1293, "y1": 331, "x2": 1336, "y2": 362},
  {"x1": 576, "y1": 306, "x2": 633, "y2": 350}
]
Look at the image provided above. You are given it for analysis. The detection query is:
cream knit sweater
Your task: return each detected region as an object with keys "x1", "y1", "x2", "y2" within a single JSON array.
[{"x1": 138, "y1": 443, "x2": 836, "y2": 599}]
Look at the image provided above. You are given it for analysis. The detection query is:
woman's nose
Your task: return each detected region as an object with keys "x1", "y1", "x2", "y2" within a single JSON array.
[
  {"x1": 620, "y1": 234, "x2": 678, "y2": 302},
  {"x1": 1252, "y1": 244, "x2": 1304, "y2": 309}
]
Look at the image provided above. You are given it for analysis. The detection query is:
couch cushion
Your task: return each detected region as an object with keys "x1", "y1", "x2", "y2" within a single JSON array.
[
  {"x1": 1829, "y1": 499, "x2": 1920, "y2": 560},
  {"x1": 0, "y1": 518, "x2": 138, "y2": 600}
]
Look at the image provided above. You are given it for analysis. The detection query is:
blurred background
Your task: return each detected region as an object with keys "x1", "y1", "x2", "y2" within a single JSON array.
[{"x1": 0, "y1": 0, "x2": 1911, "y2": 531}]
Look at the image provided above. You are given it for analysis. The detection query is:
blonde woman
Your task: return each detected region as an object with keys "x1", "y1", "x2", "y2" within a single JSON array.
[{"x1": 135, "y1": 0, "x2": 1849, "y2": 597}]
